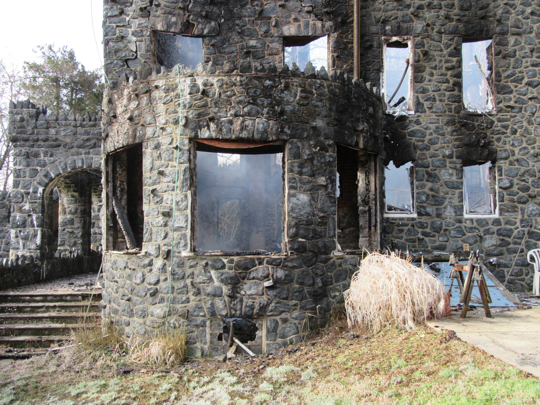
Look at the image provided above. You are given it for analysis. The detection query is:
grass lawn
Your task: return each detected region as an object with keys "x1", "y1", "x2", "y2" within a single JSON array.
[{"x1": 1, "y1": 319, "x2": 538, "y2": 404}]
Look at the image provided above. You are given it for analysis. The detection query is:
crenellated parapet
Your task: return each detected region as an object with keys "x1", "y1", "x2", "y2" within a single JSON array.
[{"x1": 2, "y1": 101, "x2": 103, "y2": 287}]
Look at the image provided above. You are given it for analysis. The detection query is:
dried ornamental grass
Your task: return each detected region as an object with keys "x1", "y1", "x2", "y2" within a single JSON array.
[
  {"x1": 129, "y1": 329, "x2": 187, "y2": 367},
  {"x1": 345, "y1": 252, "x2": 445, "y2": 333}
]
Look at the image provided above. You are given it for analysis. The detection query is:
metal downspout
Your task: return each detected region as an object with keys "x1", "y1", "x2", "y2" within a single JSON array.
[{"x1": 354, "y1": 0, "x2": 361, "y2": 79}]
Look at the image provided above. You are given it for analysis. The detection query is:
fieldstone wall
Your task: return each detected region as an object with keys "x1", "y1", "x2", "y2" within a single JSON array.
[
  {"x1": 101, "y1": 61, "x2": 383, "y2": 354},
  {"x1": 103, "y1": 252, "x2": 359, "y2": 356},
  {"x1": 103, "y1": 0, "x2": 356, "y2": 82},
  {"x1": 0, "y1": 101, "x2": 103, "y2": 289},
  {"x1": 360, "y1": 0, "x2": 540, "y2": 291},
  {"x1": 100, "y1": 0, "x2": 540, "y2": 358},
  {"x1": 0, "y1": 192, "x2": 11, "y2": 258}
]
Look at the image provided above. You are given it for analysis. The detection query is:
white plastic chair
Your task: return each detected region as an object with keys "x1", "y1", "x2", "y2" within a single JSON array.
[{"x1": 527, "y1": 249, "x2": 540, "y2": 296}]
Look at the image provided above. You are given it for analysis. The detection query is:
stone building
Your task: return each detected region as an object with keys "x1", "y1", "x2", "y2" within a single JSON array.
[
  {"x1": 100, "y1": 0, "x2": 382, "y2": 356},
  {"x1": 3, "y1": 0, "x2": 540, "y2": 355},
  {"x1": 360, "y1": 0, "x2": 540, "y2": 292},
  {"x1": 2, "y1": 101, "x2": 102, "y2": 288}
]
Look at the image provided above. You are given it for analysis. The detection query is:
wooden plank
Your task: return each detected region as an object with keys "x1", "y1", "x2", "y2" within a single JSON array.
[
  {"x1": 112, "y1": 195, "x2": 137, "y2": 249},
  {"x1": 477, "y1": 279, "x2": 493, "y2": 318},
  {"x1": 460, "y1": 264, "x2": 475, "y2": 318},
  {"x1": 482, "y1": 265, "x2": 521, "y2": 305},
  {"x1": 233, "y1": 337, "x2": 255, "y2": 357},
  {"x1": 227, "y1": 344, "x2": 237, "y2": 359}
]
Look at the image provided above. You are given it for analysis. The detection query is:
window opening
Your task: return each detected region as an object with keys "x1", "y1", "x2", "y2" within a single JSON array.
[
  {"x1": 284, "y1": 36, "x2": 328, "y2": 71},
  {"x1": 385, "y1": 161, "x2": 415, "y2": 215},
  {"x1": 106, "y1": 144, "x2": 144, "y2": 251},
  {"x1": 337, "y1": 145, "x2": 360, "y2": 250},
  {"x1": 383, "y1": 40, "x2": 413, "y2": 115},
  {"x1": 195, "y1": 144, "x2": 283, "y2": 253},
  {"x1": 154, "y1": 32, "x2": 203, "y2": 70},
  {"x1": 464, "y1": 162, "x2": 496, "y2": 216},
  {"x1": 462, "y1": 40, "x2": 494, "y2": 113}
]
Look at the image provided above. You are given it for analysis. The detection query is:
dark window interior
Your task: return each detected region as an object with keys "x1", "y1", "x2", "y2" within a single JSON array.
[
  {"x1": 107, "y1": 144, "x2": 144, "y2": 251},
  {"x1": 337, "y1": 144, "x2": 360, "y2": 250},
  {"x1": 195, "y1": 142, "x2": 283, "y2": 253}
]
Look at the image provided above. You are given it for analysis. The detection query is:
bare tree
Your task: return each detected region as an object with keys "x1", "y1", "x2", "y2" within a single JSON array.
[{"x1": 0, "y1": 60, "x2": 23, "y2": 191}]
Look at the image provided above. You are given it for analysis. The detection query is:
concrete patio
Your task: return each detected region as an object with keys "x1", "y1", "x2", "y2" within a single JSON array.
[{"x1": 428, "y1": 307, "x2": 540, "y2": 378}]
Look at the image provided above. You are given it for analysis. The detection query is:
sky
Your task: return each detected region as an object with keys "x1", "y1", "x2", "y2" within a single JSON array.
[{"x1": 0, "y1": 0, "x2": 103, "y2": 72}]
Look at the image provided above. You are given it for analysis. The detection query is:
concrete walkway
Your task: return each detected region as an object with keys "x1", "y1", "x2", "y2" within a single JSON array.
[{"x1": 427, "y1": 308, "x2": 540, "y2": 378}]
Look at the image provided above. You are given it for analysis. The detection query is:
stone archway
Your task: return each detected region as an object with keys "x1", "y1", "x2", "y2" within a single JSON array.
[{"x1": 41, "y1": 169, "x2": 102, "y2": 260}]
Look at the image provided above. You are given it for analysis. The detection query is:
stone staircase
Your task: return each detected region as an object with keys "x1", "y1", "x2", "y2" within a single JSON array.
[{"x1": 0, "y1": 289, "x2": 102, "y2": 350}]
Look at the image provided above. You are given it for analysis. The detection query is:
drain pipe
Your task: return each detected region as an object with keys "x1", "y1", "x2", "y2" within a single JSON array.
[{"x1": 354, "y1": 0, "x2": 361, "y2": 79}]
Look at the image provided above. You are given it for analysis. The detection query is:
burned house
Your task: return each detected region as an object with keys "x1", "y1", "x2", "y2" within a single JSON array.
[
  {"x1": 100, "y1": 0, "x2": 382, "y2": 356},
  {"x1": 2, "y1": 0, "x2": 539, "y2": 355}
]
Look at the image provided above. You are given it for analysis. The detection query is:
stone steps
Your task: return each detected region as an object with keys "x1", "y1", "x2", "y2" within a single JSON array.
[
  {"x1": 0, "y1": 290, "x2": 102, "y2": 303},
  {"x1": 0, "y1": 335, "x2": 71, "y2": 345},
  {"x1": 0, "y1": 323, "x2": 99, "y2": 337},
  {"x1": 0, "y1": 312, "x2": 101, "y2": 325},
  {"x1": 0, "y1": 302, "x2": 101, "y2": 314},
  {"x1": 0, "y1": 289, "x2": 102, "y2": 348}
]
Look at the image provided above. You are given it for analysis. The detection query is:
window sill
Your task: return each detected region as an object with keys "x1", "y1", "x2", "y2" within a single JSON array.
[
  {"x1": 183, "y1": 250, "x2": 286, "y2": 257},
  {"x1": 463, "y1": 213, "x2": 499, "y2": 219},
  {"x1": 384, "y1": 110, "x2": 415, "y2": 116},
  {"x1": 384, "y1": 213, "x2": 417, "y2": 218},
  {"x1": 337, "y1": 250, "x2": 364, "y2": 256},
  {"x1": 106, "y1": 249, "x2": 142, "y2": 255},
  {"x1": 461, "y1": 109, "x2": 496, "y2": 116}
]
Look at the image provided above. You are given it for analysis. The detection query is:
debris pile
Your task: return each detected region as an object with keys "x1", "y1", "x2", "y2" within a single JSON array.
[{"x1": 345, "y1": 252, "x2": 445, "y2": 333}]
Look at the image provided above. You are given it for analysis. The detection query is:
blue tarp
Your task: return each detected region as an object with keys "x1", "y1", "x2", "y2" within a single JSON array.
[{"x1": 427, "y1": 261, "x2": 517, "y2": 308}]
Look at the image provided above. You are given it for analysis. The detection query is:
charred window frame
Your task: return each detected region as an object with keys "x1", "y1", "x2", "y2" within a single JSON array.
[
  {"x1": 106, "y1": 144, "x2": 144, "y2": 251},
  {"x1": 284, "y1": 36, "x2": 328, "y2": 72},
  {"x1": 382, "y1": 38, "x2": 414, "y2": 115},
  {"x1": 384, "y1": 161, "x2": 416, "y2": 216},
  {"x1": 463, "y1": 161, "x2": 497, "y2": 217},
  {"x1": 153, "y1": 29, "x2": 203, "y2": 71},
  {"x1": 193, "y1": 141, "x2": 284, "y2": 254},
  {"x1": 337, "y1": 146, "x2": 380, "y2": 251},
  {"x1": 462, "y1": 39, "x2": 495, "y2": 114},
  {"x1": 337, "y1": 145, "x2": 360, "y2": 251}
]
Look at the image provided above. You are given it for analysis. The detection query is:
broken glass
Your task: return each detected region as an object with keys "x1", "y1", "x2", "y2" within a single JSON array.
[
  {"x1": 463, "y1": 40, "x2": 494, "y2": 113},
  {"x1": 464, "y1": 162, "x2": 494, "y2": 215},
  {"x1": 384, "y1": 42, "x2": 411, "y2": 114},
  {"x1": 385, "y1": 162, "x2": 414, "y2": 214},
  {"x1": 155, "y1": 32, "x2": 203, "y2": 70},
  {"x1": 285, "y1": 36, "x2": 328, "y2": 71},
  {"x1": 196, "y1": 151, "x2": 283, "y2": 253}
]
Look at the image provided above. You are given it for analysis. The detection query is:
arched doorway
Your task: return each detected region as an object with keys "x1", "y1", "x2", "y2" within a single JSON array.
[{"x1": 42, "y1": 170, "x2": 102, "y2": 260}]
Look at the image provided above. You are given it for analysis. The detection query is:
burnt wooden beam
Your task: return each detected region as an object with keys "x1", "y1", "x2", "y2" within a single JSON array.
[{"x1": 112, "y1": 195, "x2": 137, "y2": 250}]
